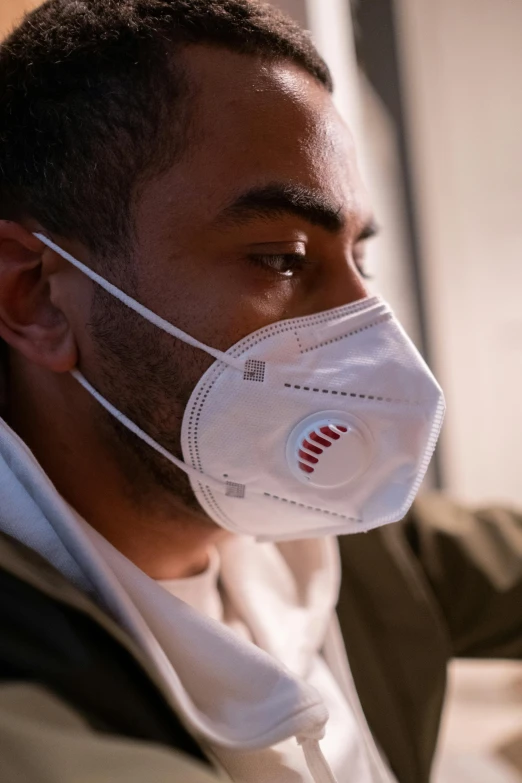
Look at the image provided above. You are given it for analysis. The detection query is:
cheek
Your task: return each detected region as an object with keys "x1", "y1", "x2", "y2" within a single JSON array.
[
  {"x1": 182, "y1": 285, "x2": 296, "y2": 355},
  {"x1": 196, "y1": 272, "x2": 304, "y2": 351},
  {"x1": 87, "y1": 288, "x2": 215, "y2": 416},
  {"x1": 143, "y1": 252, "x2": 298, "y2": 354}
]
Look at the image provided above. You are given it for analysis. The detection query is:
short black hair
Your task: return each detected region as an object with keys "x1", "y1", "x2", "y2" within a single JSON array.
[{"x1": 0, "y1": 0, "x2": 332, "y2": 261}]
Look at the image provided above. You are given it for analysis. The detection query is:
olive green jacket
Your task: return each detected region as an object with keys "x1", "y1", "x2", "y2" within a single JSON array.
[
  {"x1": 337, "y1": 493, "x2": 522, "y2": 783},
  {"x1": 0, "y1": 494, "x2": 521, "y2": 782}
]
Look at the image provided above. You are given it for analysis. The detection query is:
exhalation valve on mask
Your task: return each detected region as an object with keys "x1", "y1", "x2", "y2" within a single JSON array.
[
  {"x1": 35, "y1": 232, "x2": 445, "y2": 542},
  {"x1": 286, "y1": 412, "x2": 374, "y2": 488}
]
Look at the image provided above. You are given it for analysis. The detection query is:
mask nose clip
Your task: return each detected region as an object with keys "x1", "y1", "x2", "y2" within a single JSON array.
[{"x1": 286, "y1": 411, "x2": 374, "y2": 489}]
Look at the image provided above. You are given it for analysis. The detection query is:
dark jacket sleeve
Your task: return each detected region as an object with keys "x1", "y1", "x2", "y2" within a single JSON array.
[
  {"x1": 402, "y1": 493, "x2": 522, "y2": 659},
  {"x1": 0, "y1": 682, "x2": 224, "y2": 783}
]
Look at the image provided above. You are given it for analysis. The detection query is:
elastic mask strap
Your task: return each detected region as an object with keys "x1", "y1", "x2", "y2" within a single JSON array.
[
  {"x1": 71, "y1": 369, "x2": 226, "y2": 493},
  {"x1": 34, "y1": 233, "x2": 245, "y2": 372}
]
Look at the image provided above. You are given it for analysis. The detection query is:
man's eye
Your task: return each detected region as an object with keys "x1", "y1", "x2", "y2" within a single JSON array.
[{"x1": 247, "y1": 253, "x2": 309, "y2": 278}]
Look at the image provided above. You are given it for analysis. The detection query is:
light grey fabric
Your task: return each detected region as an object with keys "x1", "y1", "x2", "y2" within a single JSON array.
[{"x1": 0, "y1": 683, "x2": 226, "y2": 783}]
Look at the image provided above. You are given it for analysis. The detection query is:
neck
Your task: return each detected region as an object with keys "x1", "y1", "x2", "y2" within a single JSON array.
[{"x1": 7, "y1": 358, "x2": 226, "y2": 580}]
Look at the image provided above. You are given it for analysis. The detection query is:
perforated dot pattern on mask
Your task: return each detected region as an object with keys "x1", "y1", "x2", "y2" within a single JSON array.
[
  {"x1": 227, "y1": 297, "x2": 378, "y2": 360},
  {"x1": 262, "y1": 492, "x2": 361, "y2": 522},
  {"x1": 295, "y1": 312, "x2": 392, "y2": 354},
  {"x1": 282, "y1": 383, "x2": 421, "y2": 406},
  {"x1": 225, "y1": 481, "x2": 246, "y2": 499},
  {"x1": 243, "y1": 359, "x2": 266, "y2": 382}
]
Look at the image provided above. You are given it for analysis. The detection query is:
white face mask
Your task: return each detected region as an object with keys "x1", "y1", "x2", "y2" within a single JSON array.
[{"x1": 35, "y1": 233, "x2": 445, "y2": 542}]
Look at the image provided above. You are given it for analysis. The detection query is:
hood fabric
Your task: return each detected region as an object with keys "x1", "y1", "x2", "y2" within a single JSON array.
[{"x1": 0, "y1": 416, "x2": 394, "y2": 782}]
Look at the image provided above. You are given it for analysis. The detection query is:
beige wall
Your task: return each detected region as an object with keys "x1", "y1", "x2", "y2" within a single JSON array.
[
  {"x1": 0, "y1": 0, "x2": 40, "y2": 38},
  {"x1": 395, "y1": 0, "x2": 522, "y2": 507}
]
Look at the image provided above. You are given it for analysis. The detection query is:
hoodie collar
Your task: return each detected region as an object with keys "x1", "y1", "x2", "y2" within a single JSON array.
[{"x1": 0, "y1": 416, "x2": 334, "y2": 753}]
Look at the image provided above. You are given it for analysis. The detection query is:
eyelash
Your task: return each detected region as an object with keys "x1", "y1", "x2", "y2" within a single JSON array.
[
  {"x1": 247, "y1": 253, "x2": 310, "y2": 278},
  {"x1": 247, "y1": 249, "x2": 374, "y2": 280}
]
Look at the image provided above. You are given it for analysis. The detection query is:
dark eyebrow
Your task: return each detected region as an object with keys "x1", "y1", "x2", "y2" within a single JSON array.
[{"x1": 214, "y1": 182, "x2": 346, "y2": 234}]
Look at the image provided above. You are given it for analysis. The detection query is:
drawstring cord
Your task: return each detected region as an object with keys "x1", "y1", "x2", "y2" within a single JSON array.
[{"x1": 297, "y1": 736, "x2": 339, "y2": 783}]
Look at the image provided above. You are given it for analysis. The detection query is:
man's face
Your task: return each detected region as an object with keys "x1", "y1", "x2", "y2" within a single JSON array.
[{"x1": 77, "y1": 45, "x2": 374, "y2": 519}]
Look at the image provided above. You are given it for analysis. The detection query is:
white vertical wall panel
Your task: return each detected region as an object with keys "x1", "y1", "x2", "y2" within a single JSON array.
[{"x1": 395, "y1": 0, "x2": 522, "y2": 505}]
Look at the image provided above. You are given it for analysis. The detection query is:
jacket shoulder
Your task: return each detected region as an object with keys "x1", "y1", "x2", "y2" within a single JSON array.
[{"x1": 0, "y1": 531, "x2": 210, "y2": 768}]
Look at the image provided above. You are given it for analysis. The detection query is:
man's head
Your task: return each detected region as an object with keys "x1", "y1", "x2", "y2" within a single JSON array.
[
  {"x1": 0, "y1": 0, "x2": 334, "y2": 260},
  {"x1": 0, "y1": 0, "x2": 375, "y2": 527}
]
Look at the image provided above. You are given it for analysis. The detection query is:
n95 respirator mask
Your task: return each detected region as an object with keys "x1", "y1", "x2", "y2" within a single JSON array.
[{"x1": 35, "y1": 233, "x2": 445, "y2": 542}]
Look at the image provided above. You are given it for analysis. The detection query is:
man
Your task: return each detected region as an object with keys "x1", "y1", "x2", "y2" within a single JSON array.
[{"x1": 0, "y1": 2, "x2": 520, "y2": 782}]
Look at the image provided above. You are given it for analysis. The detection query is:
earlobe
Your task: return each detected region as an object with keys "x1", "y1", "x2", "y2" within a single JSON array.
[{"x1": 0, "y1": 220, "x2": 78, "y2": 372}]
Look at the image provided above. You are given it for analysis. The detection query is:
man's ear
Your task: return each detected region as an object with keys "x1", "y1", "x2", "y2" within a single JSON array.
[{"x1": 0, "y1": 220, "x2": 78, "y2": 372}]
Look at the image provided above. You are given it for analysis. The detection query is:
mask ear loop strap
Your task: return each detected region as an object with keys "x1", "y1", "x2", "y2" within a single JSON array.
[
  {"x1": 34, "y1": 233, "x2": 245, "y2": 372},
  {"x1": 71, "y1": 369, "x2": 226, "y2": 493}
]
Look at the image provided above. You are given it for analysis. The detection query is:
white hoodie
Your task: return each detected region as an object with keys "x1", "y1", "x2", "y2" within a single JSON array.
[{"x1": 0, "y1": 418, "x2": 396, "y2": 783}]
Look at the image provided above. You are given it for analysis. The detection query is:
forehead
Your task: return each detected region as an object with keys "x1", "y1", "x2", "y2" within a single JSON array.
[{"x1": 140, "y1": 46, "x2": 368, "y2": 231}]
